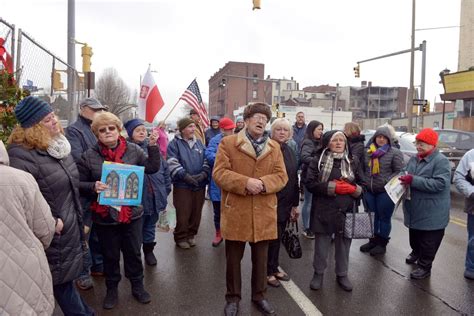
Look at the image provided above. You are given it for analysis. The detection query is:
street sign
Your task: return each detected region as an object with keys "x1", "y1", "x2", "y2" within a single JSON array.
[{"x1": 413, "y1": 99, "x2": 428, "y2": 106}]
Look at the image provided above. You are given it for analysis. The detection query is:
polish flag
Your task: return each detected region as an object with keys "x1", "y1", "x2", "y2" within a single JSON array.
[{"x1": 138, "y1": 67, "x2": 164, "y2": 122}]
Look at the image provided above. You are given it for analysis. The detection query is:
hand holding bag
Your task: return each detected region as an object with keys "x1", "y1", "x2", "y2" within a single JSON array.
[
  {"x1": 281, "y1": 221, "x2": 303, "y2": 259},
  {"x1": 344, "y1": 200, "x2": 374, "y2": 239}
]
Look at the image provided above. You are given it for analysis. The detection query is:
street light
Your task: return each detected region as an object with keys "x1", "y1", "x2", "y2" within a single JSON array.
[
  {"x1": 325, "y1": 83, "x2": 339, "y2": 130},
  {"x1": 439, "y1": 68, "x2": 450, "y2": 129}
]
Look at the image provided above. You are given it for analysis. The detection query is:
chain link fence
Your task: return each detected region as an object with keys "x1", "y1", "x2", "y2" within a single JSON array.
[{"x1": 16, "y1": 29, "x2": 86, "y2": 123}]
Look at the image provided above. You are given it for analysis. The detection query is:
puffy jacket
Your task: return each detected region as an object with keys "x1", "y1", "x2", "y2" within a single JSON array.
[
  {"x1": 454, "y1": 149, "x2": 474, "y2": 215},
  {"x1": 277, "y1": 142, "x2": 299, "y2": 223},
  {"x1": 348, "y1": 134, "x2": 366, "y2": 165},
  {"x1": 65, "y1": 115, "x2": 97, "y2": 162},
  {"x1": 0, "y1": 142, "x2": 56, "y2": 316},
  {"x1": 403, "y1": 149, "x2": 451, "y2": 230},
  {"x1": 365, "y1": 127, "x2": 404, "y2": 193},
  {"x1": 205, "y1": 133, "x2": 224, "y2": 201},
  {"x1": 205, "y1": 127, "x2": 221, "y2": 146},
  {"x1": 77, "y1": 142, "x2": 161, "y2": 224},
  {"x1": 133, "y1": 139, "x2": 171, "y2": 214},
  {"x1": 167, "y1": 133, "x2": 210, "y2": 191},
  {"x1": 7, "y1": 143, "x2": 85, "y2": 285}
]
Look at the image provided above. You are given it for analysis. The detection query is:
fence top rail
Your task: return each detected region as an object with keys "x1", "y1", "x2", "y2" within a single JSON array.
[
  {"x1": 19, "y1": 29, "x2": 76, "y2": 71},
  {"x1": 0, "y1": 17, "x2": 15, "y2": 29}
]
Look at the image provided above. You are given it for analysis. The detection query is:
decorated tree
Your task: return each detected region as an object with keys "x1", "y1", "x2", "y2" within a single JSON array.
[{"x1": 0, "y1": 71, "x2": 28, "y2": 142}]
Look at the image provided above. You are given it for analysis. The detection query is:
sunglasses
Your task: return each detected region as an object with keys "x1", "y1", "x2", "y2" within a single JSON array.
[{"x1": 98, "y1": 125, "x2": 117, "y2": 134}]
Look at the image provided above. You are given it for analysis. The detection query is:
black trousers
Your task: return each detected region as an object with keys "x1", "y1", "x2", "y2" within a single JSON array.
[
  {"x1": 173, "y1": 187, "x2": 205, "y2": 242},
  {"x1": 409, "y1": 228, "x2": 445, "y2": 270},
  {"x1": 267, "y1": 221, "x2": 286, "y2": 275},
  {"x1": 95, "y1": 218, "x2": 144, "y2": 289},
  {"x1": 225, "y1": 240, "x2": 269, "y2": 302}
]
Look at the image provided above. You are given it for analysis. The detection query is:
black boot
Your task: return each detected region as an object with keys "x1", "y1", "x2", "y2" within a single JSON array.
[
  {"x1": 143, "y1": 242, "x2": 157, "y2": 266},
  {"x1": 360, "y1": 238, "x2": 377, "y2": 252},
  {"x1": 131, "y1": 280, "x2": 151, "y2": 304},
  {"x1": 369, "y1": 235, "x2": 390, "y2": 256},
  {"x1": 103, "y1": 287, "x2": 118, "y2": 309}
]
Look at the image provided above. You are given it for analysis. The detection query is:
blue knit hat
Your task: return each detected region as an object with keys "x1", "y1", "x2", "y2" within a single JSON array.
[
  {"x1": 15, "y1": 96, "x2": 53, "y2": 128},
  {"x1": 124, "y1": 118, "x2": 145, "y2": 137}
]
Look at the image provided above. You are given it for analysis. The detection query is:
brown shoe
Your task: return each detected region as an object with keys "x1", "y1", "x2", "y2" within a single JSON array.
[{"x1": 267, "y1": 276, "x2": 280, "y2": 288}]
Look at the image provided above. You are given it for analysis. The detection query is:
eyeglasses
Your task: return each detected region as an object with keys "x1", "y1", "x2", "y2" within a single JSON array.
[
  {"x1": 98, "y1": 125, "x2": 117, "y2": 133},
  {"x1": 251, "y1": 115, "x2": 268, "y2": 123}
]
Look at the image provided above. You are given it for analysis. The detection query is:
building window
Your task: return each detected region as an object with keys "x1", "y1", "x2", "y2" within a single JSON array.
[
  {"x1": 253, "y1": 74, "x2": 258, "y2": 84},
  {"x1": 287, "y1": 83, "x2": 292, "y2": 90},
  {"x1": 273, "y1": 96, "x2": 279, "y2": 103},
  {"x1": 253, "y1": 90, "x2": 257, "y2": 99}
]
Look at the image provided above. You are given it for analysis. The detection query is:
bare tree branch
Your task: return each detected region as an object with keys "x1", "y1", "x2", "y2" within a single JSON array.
[{"x1": 95, "y1": 68, "x2": 135, "y2": 118}]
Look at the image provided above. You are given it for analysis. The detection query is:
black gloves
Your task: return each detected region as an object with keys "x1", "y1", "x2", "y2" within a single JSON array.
[
  {"x1": 192, "y1": 172, "x2": 208, "y2": 183},
  {"x1": 183, "y1": 173, "x2": 199, "y2": 187}
]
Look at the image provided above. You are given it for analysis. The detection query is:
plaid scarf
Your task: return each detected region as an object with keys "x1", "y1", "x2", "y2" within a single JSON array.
[
  {"x1": 246, "y1": 130, "x2": 269, "y2": 157},
  {"x1": 368, "y1": 143, "x2": 390, "y2": 175},
  {"x1": 318, "y1": 148, "x2": 354, "y2": 182}
]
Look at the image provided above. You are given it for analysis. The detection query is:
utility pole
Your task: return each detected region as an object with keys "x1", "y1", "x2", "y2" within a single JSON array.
[
  {"x1": 67, "y1": 0, "x2": 76, "y2": 122},
  {"x1": 419, "y1": 40, "x2": 427, "y2": 128},
  {"x1": 407, "y1": 0, "x2": 416, "y2": 132}
]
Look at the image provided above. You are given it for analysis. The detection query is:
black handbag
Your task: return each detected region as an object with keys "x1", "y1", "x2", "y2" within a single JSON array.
[
  {"x1": 344, "y1": 199, "x2": 374, "y2": 239},
  {"x1": 281, "y1": 221, "x2": 303, "y2": 259}
]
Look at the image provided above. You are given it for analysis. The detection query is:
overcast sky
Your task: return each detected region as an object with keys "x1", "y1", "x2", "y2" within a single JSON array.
[{"x1": 2, "y1": 0, "x2": 462, "y2": 122}]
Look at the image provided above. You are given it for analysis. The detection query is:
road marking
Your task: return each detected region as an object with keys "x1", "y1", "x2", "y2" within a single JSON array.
[
  {"x1": 278, "y1": 267, "x2": 323, "y2": 316},
  {"x1": 450, "y1": 216, "x2": 467, "y2": 227}
]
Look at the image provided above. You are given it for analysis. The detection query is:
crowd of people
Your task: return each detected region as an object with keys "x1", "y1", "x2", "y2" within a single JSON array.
[{"x1": 0, "y1": 97, "x2": 472, "y2": 316}]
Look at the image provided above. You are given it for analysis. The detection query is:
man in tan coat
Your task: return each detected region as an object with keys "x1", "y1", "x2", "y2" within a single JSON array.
[
  {"x1": 190, "y1": 108, "x2": 206, "y2": 146},
  {"x1": 213, "y1": 103, "x2": 288, "y2": 316},
  {"x1": 0, "y1": 141, "x2": 57, "y2": 315}
]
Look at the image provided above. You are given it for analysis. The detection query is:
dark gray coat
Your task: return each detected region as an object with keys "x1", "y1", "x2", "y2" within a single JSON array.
[
  {"x1": 306, "y1": 154, "x2": 365, "y2": 235},
  {"x1": 7, "y1": 143, "x2": 84, "y2": 285},
  {"x1": 77, "y1": 142, "x2": 160, "y2": 225},
  {"x1": 300, "y1": 138, "x2": 321, "y2": 184},
  {"x1": 365, "y1": 128, "x2": 404, "y2": 193}
]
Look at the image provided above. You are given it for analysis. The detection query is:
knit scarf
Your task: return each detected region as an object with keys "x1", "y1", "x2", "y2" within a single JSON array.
[
  {"x1": 47, "y1": 134, "x2": 71, "y2": 159},
  {"x1": 368, "y1": 143, "x2": 390, "y2": 175},
  {"x1": 90, "y1": 136, "x2": 132, "y2": 224},
  {"x1": 318, "y1": 148, "x2": 354, "y2": 183},
  {"x1": 246, "y1": 130, "x2": 269, "y2": 157}
]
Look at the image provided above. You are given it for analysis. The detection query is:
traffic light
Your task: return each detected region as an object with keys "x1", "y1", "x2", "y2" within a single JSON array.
[
  {"x1": 353, "y1": 64, "x2": 360, "y2": 78},
  {"x1": 81, "y1": 44, "x2": 93, "y2": 73},
  {"x1": 422, "y1": 101, "x2": 430, "y2": 113},
  {"x1": 253, "y1": 0, "x2": 261, "y2": 10},
  {"x1": 220, "y1": 78, "x2": 226, "y2": 87},
  {"x1": 52, "y1": 70, "x2": 64, "y2": 91}
]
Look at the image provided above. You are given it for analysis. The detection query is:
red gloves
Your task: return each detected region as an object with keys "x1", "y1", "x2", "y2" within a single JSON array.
[
  {"x1": 334, "y1": 180, "x2": 357, "y2": 195},
  {"x1": 399, "y1": 174, "x2": 413, "y2": 185}
]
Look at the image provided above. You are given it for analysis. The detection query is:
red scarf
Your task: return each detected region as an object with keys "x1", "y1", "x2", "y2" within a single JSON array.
[{"x1": 90, "y1": 136, "x2": 132, "y2": 224}]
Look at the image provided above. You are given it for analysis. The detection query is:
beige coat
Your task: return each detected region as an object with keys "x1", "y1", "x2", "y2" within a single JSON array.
[
  {"x1": 0, "y1": 141, "x2": 55, "y2": 316},
  {"x1": 213, "y1": 131, "x2": 288, "y2": 242}
]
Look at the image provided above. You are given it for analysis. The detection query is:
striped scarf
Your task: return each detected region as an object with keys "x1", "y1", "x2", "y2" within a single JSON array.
[
  {"x1": 318, "y1": 148, "x2": 354, "y2": 182},
  {"x1": 246, "y1": 130, "x2": 269, "y2": 157},
  {"x1": 368, "y1": 143, "x2": 389, "y2": 175}
]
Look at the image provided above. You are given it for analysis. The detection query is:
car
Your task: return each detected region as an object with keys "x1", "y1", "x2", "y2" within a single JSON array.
[
  {"x1": 434, "y1": 129, "x2": 474, "y2": 151},
  {"x1": 361, "y1": 130, "x2": 417, "y2": 164}
]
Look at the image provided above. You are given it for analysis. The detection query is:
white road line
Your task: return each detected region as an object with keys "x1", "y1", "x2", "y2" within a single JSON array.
[{"x1": 278, "y1": 267, "x2": 323, "y2": 316}]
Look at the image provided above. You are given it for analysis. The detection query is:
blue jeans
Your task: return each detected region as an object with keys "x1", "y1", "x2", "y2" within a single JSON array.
[
  {"x1": 301, "y1": 186, "x2": 312, "y2": 231},
  {"x1": 212, "y1": 201, "x2": 221, "y2": 230},
  {"x1": 467, "y1": 214, "x2": 474, "y2": 272},
  {"x1": 89, "y1": 225, "x2": 103, "y2": 273},
  {"x1": 53, "y1": 281, "x2": 95, "y2": 316},
  {"x1": 364, "y1": 191, "x2": 395, "y2": 239},
  {"x1": 142, "y1": 212, "x2": 160, "y2": 243}
]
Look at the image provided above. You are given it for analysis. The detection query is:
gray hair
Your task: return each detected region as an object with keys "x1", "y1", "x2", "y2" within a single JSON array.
[{"x1": 270, "y1": 118, "x2": 293, "y2": 139}]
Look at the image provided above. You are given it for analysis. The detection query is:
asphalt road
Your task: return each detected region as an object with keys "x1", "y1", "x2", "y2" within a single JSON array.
[{"x1": 54, "y1": 188, "x2": 473, "y2": 315}]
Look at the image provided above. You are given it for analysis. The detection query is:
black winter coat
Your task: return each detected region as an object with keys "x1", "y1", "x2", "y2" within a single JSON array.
[
  {"x1": 77, "y1": 142, "x2": 160, "y2": 225},
  {"x1": 305, "y1": 154, "x2": 365, "y2": 235},
  {"x1": 300, "y1": 138, "x2": 321, "y2": 184},
  {"x1": 276, "y1": 143, "x2": 299, "y2": 223},
  {"x1": 348, "y1": 135, "x2": 366, "y2": 166},
  {"x1": 7, "y1": 143, "x2": 84, "y2": 285}
]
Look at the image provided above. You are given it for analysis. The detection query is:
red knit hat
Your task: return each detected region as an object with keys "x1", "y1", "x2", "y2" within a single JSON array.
[
  {"x1": 416, "y1": 128, "x2": 438, "y2": 146},
  {"x1": 219, "y1": 117, "x2": 236, "y2": 130}
]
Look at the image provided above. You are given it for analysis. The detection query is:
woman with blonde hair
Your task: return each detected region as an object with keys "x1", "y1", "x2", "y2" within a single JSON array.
[
  {"x1": 8, "y1": 96, "x2": 94, "y2": 315},
  {"x1": 77, "y1": 111, "x2": 161, "y2": 309},
  {"x1": 266, "y1": 118, "x2": 299, "y2": 287}
]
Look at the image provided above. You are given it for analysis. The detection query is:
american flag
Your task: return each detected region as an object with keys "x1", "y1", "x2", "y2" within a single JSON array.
[{"x1": 179, "y1": 79, "x2": 210, "y2": 128}]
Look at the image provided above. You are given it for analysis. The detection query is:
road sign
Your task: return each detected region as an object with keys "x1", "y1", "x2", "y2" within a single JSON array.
[{"x1": 413, "y1": 99, "x2": 428, "y2": 106}]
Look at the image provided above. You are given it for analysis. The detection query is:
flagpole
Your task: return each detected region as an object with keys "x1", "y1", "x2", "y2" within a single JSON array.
[{"x1": 161, "y1": 98, "x2": 182, "y2": 123}]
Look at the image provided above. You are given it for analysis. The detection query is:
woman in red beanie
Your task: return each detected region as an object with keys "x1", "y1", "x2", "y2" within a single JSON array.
[{"x1": 399, "y1": 128, "x2": 451, "y2": 279}]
